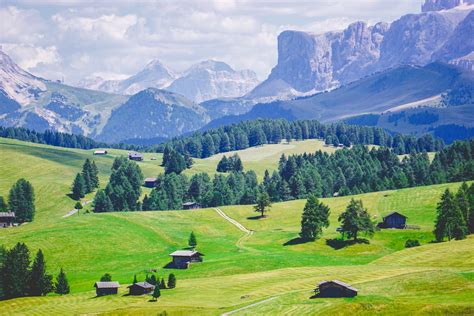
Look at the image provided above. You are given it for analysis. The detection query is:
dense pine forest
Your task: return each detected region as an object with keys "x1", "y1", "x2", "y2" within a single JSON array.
[{"x1": 156, "y1": 119, "x2": 444, "y2": 158}]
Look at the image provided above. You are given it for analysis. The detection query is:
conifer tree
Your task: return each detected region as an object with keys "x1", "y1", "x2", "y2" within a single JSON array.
[
  {"x1": 159, "y1": 278, "x2": 166, "y2": 289},
  {"x1": 338, "y1": 199, "x2": 375, "y2": 241},
  {"x1": 188, "y1": 232, "x2": 197, "y2": 248},
  {"x1": 456, "y1": 182, "x2": 470, "y2": 225},
  {"x1": 29, "y1": 249, "x2": 53, "y2": 296},
  {"x1": 72, "y1": 173, "x2": 86, "y2": 200},
  {"x1": 1, "y1": 243, "x2": 30, "y2": 298},
  {"x1": 0, "y1": 196, "x2": 7, "y2": 212},
  {"x1": 254, "y1": 192, "x2": 271, "y2": 218},
  {"x1": 468, "y1": 183, "x2": 474, "y2": 234},
  {"x1": 133, "y1": 274, "x2": 138, "y2": 284},
  {"x1": 93, "y1": 190, "x2": 113, "y2": 213},
  {"x1": 8, "y1": 179, "x2": 35, "y2": 222},
  {"x1": 300, "y1": 195, "x2": 330, "y2": 241},
  {"x1": 0, "y1": 245, "x2": 6, "y2": 298},
  {"x1": 149, "y1": 274, "x2": 157, "y2": 285},
  {"x1": 167, "y1": 273, "x2": 176, "y2": 289},
  {"x1": 100, "y1": 273, "x2": 112, "y2": 282},
  {"x1": 152, "y1": 286, "x2": 161, "y2": 301},
  {"x1": 82, "y1": 159, "x2": 93, "y2": 193},
  {"x1": 74, "y1": 202, "x2": 83, "y2": 210},
  {"x1": 434, "y1": 189, "x2": 468, "y2": 241},
  {"x1": 55, "y1": 268, "x2": 70, "y2": 295}
]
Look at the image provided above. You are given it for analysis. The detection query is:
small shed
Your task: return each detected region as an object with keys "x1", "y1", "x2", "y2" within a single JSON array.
[
  {"x1": 380, "y1": 211, "x2": 407, "y2": 229},
  {"x1": 128, "y1": 152, "x2": 144, "y2": 161},
  {"x1": 144, "y1": 177, "x2": 157, "y2": 188},
  {"x1": 169, "y1": 250, "x2": 204, "y2": 269},
  {"x1": 0, "y1": 212, "x2": 15, "y2": 228},
  {"x1": 182, "y1": 202, "x2": 200, "y2": 210},
  {"x1": 316, "y1": 280, "x2": 358, "y2": 298},
  {"x1": 94, "y1": 281, "x2": 120, "y2": 296},
  {"x1": 127, "y1": 282, "x2": 155, "y2": 295},
  {"x1": 93, "y1": 150, "x2": 108, "y2": 155}
]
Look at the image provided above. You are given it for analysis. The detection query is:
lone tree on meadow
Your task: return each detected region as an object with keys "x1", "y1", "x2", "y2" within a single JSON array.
[
  {"x1": 100, "y1": 273, "x2": 112, "y2": 282},
  {"x1": 254, "y1": 192, "x2": 271, "y2": 218},
  {"x1": 55, "y1": 268, "x2": 70, "y2": 295},
  {"x1": 167, "y1": 273, "x2": 176, "y2": 289},
  {"x1": 300, "y1": 195, "x2": 330, "y2": 241},
  {"x1": 8, "y1": 179, "x2": 35, "y2": 222},
  {"x1": 188, "y1": 232, "x2": 197, "y2": 248},
  {"x1": 29, "y1": 249, "x2": 53, "y2": 296},
  {"x1": 71, "y1": 173, "x2": 86, "y2": 200},
  {"x1": 338, "y1": 199, "x2": 375, "y2": 241},
  {"x1": 434, "y1": 189, "x2": 467, "y2": 241},
  {"x1": 152, "y1": 286, "x2": 161, "y2": 301}
]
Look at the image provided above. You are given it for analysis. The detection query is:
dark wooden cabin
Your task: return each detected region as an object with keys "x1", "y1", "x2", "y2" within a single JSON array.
[
  {"x1": 0, "y1": 212, "x2": 15, "y2": 228},
  {"x1": 127, "y1": 282, "x2": 155, "y2": 295},
  {"x1": 316, "y1": 280, "x2": 358, "y2": 298},
  {"x1": 380, "y1": 211, "x2": 407, "y2": 229},
  {"x1": 128, "y1": 152, "x2": 144, "y2": 161},
  {"x1": 169, "y1": 250, "x2": 204, "y2": 269},
  {"x1": 144, "y1": 178, "x2": 157, "y2": 188},
  {"x1": 182, "y1": 202, "x2": 200, "y2": 210},
  {"x1": 94, "y1": 281, "x2": 120, "y2": 296}
]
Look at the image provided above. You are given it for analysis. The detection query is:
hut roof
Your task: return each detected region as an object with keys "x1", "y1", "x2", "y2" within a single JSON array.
[
  {"x1": 129, "y1": 152, "x2": 144, "y2": 158},
  {"x1": 144, "y1": 178, "x2": 157, "y2": 182},
  {"x1": 170, "y1": 250, "x2": 203, "y2": 257},
  {"x1": 94, "y1": 281, "x2": 120, "y2": 289},
  {"x1": 318, "y1": 280, "x2": 358, "y2": 292},
  {"x1": 127, "y1": 281, "x2": 154, "y2": 289},
  {"x1": 383, "y1": 211, "x2": 407, "y2": 220},
  {"x1": 0, "y1": 212, "x2": 15, "y2": 218},
  {"x1": 94, "y1": 150, "x2": 107, "y2": 154},
  {"x1": 182, "y1": 201, "x2": 197, "y2": 206}
]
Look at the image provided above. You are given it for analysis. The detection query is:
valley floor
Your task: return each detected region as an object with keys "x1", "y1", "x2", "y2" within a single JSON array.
[{"x1": 0, "y1": 138, "x2": 473, "y2": 315}]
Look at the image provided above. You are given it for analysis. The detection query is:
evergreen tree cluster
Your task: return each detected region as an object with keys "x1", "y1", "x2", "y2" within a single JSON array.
[
  {"x1": 8, "y1": 178, "x2": 35, "y2": 223},
  {"x1": 260, "y1": 139, "x2": 474, "y2": 202},
  {"x1": 0, "y1": 126, "x2": 145, "y2": 150},
  {"x1": 156, "y1": 119, "x2": 444, "y2": 158},
  {"x1": 93, "y1": 157, "x2": 143, "y2": 212},
  {"x1": 162, "y1": 147, "x2": 192, "y2": 174},
  {"x1": 216, "y1": 154, "x2": 243, "y2": 173},
  {"x1": 71, "y1": 159, "x2": 99, "y2": 200},
  {"x1": 143, "y1": 171, "x2": 259, "y2": 211},
  {"x1": 0, "y1": 243, "x2": 69, "y2": 299},
  {"x1": 434, "y1": 182, "x2": 474, "y2": 242},
  {"x1": 143, "y1": 273, "x2": 176, "y2": 289}
]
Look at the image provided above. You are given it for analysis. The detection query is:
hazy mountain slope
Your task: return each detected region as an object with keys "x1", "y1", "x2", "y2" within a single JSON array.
[{"x1": 98, "y1": 88, "x2": 209, "y2": 143}]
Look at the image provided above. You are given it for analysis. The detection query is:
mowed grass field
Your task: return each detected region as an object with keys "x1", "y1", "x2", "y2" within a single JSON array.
[{"x1": 0, "y1": 137, "x2": 473, "y2": 315}]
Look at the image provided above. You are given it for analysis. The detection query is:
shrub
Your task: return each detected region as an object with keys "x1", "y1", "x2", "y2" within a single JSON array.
[{"x1": 405, "y1": 239, "x2": 420, "y2": 248}]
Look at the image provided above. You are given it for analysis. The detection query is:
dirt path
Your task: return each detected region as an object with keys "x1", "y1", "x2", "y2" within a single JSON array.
[
  {"x1": 221, "y1": 297, "x2": 277, "y2": 316},
  {"x1": 63, "y1": 200, "x2": 92, "y2": 218},
  {"x1": 214, "y1": 208, "x2": 254, "y2": 250}
]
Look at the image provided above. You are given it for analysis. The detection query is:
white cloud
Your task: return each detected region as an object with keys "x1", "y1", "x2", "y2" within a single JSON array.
[{"x1": 0, "y1": 1, "x2": 422, "y2": 84}]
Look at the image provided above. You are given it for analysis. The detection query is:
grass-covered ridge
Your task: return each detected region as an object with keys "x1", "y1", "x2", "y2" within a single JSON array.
[{"x1": 0, "y1": 137, "x2": 473, "y2": 315}]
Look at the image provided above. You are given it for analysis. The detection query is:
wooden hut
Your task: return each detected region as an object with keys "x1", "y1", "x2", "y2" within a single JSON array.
[
  {"x1": 316, "y1": 280, "x2": 358, "y2": 298},
  {"x1": 380, "y1": 211, "x2": 407, "y2": 229},
  {"x1": 144, "y1": 178, "x2": 157, "y2": 188},
  {"x1": 127, "y1": 282, "x2": 155, "y2": 295},
  {"x1": 93, "y1": 150, "x2": 108, "y2": 155},
  {"x1": 0, "y1": 212, "x2": 15, "y2": 228},
  {"x1": 94, "y1": 281, "x2": 120, "y2": 296},
  {"x1": 169, "y1": 250, "x2": 204, "y2": 269},
  {"x1": 182, "y1": 202, "x2": 200, "y2": 210},
  {"x1": 128, "y1": 152, "x2": 144, "y2": 161}
]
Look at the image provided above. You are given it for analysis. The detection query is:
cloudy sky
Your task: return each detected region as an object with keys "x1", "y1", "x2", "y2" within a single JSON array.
[{"x1": 1, "y1": 0, "x2": 422, "y2": 84}]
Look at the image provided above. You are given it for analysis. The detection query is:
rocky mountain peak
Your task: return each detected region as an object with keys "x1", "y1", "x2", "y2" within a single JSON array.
[{"x1": 422, "y1": 0, "x2": 474, "y2": 12}]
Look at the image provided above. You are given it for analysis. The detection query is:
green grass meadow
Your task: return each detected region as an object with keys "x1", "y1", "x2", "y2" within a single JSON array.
[{"x1": 0, "y1": 137, "x2": 473, "y2": 315}]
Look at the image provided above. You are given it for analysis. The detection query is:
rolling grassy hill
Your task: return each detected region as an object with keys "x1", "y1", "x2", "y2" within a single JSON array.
[{"x1": 0, "y1": 138, "x2": 473, "y2": 315}]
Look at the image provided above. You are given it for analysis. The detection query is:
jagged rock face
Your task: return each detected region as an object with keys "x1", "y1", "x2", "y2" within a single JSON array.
[
  {"x1": 267, "y1": 22, "x2": 388, "y2": 92},
  {"x1": 433, "y1": 10, "x2": 474, "y2": 61},
  {"x1": 379, "y1": 12, "x2": 455, "y2": 67},
  {"x1": 421, "y1": 0, "x2": 474, "y2": 12},
  {"x1": 166, "y1": 60, "x2": 259, "y2": 103}
]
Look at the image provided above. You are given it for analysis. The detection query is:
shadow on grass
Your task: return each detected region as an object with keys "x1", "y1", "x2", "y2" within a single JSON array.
[
  {"x1": 283, "y1": 237, "x2": 312, "y2": 246},
  {"x1": 162, "y1": 262, "x2": 176, "y2": 269},
  {"x1": 66, "y1": 193, "x2": 78, "y2": 200},
  {"x1": 247, "y1": 215, "x2": 265, "y2": 220},
  {"x1": 326, "y1": 238, "x2": 370, "y2": 250}
]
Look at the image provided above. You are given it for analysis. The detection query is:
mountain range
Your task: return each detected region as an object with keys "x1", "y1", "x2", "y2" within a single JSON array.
[{"x1": 0, "y1": 0, "x2": 473, "y2": 144}]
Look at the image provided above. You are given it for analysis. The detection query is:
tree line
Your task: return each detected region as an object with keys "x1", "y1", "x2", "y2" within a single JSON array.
[
  {"x1": 0, "y1": 179, "x2": 35, "y2": 223},
  {"x1": 0, "y1": 243, "x2": 69, "y2": 300},
  {"x1": 259, "y1": 138, "x2": 474, "y2": 202},
  {"x1": 217, "y1": 154, "x2": 243, "y2": 173},
  {"x1": 155, "y1": 119, "x2": 444, "y2": 158}
]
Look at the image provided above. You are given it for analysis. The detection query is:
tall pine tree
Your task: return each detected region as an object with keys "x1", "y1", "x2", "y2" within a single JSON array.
[
  {"x1": 434, "y1": 189, "x2": 468, "y2": 241},
  {"x1": 8, "y1": 179, "x2": 35, "y2": 222},
  {"x1": 300, "y1": 196, "x2": 330, "y2": 241},
  {"x1": 55, "y1": 268, "x2": 70, "y2": 295},
  {"x1": 29, "y1": 249, "x2": 53, "y2": 296}
]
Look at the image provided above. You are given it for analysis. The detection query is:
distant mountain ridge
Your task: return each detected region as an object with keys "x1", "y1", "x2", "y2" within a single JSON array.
[{"x1": 77, "y1": 59, "x2": 259, "y2": 103}]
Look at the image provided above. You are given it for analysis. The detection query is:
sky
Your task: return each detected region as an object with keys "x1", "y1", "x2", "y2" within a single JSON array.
[{"x1": 0, "y1": 0, "x2": 422, "y2": 84}]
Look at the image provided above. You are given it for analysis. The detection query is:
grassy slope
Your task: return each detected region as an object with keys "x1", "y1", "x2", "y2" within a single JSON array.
[{"x1": 0, "y1": 138, "x2": 473, "y2": 315}]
